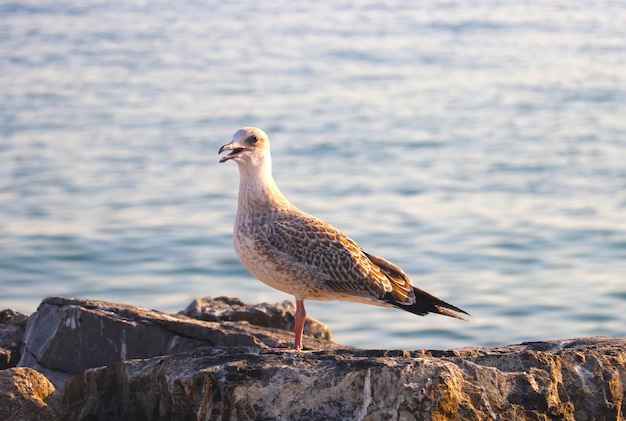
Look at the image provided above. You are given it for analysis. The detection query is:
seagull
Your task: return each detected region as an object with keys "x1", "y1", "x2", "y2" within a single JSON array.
[{"x1": 219, "y1": 127, "x2": 468, "y2": 350}]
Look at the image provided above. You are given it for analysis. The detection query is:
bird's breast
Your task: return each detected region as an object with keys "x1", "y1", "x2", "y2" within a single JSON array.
[{"x1": 232, "y1": 225, "x2": 333, "y2": 299}]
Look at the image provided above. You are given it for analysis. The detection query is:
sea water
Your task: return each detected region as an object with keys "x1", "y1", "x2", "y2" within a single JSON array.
[{"x1": 1, "y1": 0, "x2": 625, "y2": 349}]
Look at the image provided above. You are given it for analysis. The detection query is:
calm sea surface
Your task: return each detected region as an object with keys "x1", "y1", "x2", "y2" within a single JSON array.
[{"x1": 1, "y1": 1, "x2": 625, "y2": 349}]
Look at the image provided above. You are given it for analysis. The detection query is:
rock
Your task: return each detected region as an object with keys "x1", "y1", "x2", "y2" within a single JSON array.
[
  {"x1": 0, "y1": 309, "x2": 29, "y2": 369},
  {"x1": 11, "y1": 297, "x2": 626, "y2": 419},
  {"x1": 61, "y1": 337, "x2": 626, "y2": 421},
  {"x1": 18, "y1": 297, "x2": 345, "y2": 387},
  {"x1": 180, "y1": 296, "x2": 333, "y2": 341},
  {"x1": 0, "y1": 367, "x2": 60, "y2": 420}
]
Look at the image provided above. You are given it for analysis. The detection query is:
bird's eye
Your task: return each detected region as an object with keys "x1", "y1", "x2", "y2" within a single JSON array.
[{"x1": 248, "y1": 135, "x2": 258, "y2": 144}]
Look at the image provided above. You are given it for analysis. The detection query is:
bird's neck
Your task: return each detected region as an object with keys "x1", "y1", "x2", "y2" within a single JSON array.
[{"x1": 236, "y1": 158, "x2": 291, "y2": 216}]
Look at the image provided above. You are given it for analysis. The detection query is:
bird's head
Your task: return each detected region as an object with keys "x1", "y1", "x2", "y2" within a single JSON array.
[{"x1": 218, "y1": 127, "x2": 270, "y2": 166}]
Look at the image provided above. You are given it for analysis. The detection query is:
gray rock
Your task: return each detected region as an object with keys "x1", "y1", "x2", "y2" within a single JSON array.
[
  {"x1": 18, "y1": 297, "x2": 345, "y2": 387},
  {"x1": 10, "y1": 297, "x2": 626, "y2": 420},
  {"x1": 180, "y1": 296, "x2": 333, "y2": 341},
  {"x1": 61, "y1": 338, "x2": 626, "y2": 421},
  {"x1": 0, "y1": 309, "x2": 29, "y2": 369},
  {"x1": 0, "y1": 367, "x2": 60, "y2": 421}
]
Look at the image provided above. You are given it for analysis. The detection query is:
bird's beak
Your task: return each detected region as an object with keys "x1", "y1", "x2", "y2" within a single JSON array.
[{"x1": 218, "y1": 141, "x2": 246, "y2": 163}]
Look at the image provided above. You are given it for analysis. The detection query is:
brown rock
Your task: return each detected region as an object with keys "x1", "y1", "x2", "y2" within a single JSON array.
[
  {"x1": 0, "y1": 309, "x2": 29, "y2": 369},
  {"x1": 11, "y1": 297, "x2": 626, "y2": 419},
  {"x1": 0, "y1": 367, "x2": 60, "y2": 420},
  {"x1": 180, "y1": 296, "x2": 333, "y2": 341},
  {"x1": 60, "y1": 337, "x2": 626, "y2": 421}
]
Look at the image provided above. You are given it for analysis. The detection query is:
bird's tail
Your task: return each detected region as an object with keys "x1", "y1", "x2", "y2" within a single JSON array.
[{"x1": 392, "y1": 286, "x2": 470, "y2": 321}]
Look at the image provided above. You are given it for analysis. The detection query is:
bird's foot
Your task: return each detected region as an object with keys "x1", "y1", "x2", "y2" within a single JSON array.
[{"x1": 261, "y1": 346, "x2": 307, "y2": 353}]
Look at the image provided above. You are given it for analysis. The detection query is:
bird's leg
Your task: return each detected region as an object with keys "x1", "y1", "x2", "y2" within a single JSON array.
[{"x1": 293, "y1": 298, "x2": 306, "y2": 351}]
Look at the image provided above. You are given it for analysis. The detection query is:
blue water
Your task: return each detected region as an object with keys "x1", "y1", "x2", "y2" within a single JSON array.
[{"x1": 1, "y1": 1, "x2": 625, "y2": 350}]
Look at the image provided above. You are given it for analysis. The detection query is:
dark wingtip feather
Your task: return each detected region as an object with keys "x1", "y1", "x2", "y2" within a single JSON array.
[{"x1": 390, "y1": 286, "x2": 470, "y2": 321}]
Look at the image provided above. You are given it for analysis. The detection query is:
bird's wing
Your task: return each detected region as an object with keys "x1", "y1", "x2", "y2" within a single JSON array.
[{"x1": 265, "y1": 212, "x2": 415, "y2": 304}]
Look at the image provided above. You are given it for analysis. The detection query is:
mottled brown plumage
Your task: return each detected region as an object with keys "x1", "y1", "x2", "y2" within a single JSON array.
[{"x1": 219, "y1": 127, "x2": 468, "y2": 350}]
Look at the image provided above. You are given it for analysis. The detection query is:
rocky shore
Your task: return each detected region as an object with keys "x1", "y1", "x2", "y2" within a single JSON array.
[{"x1": 1, "y1": 297, "x2": 624, "y2": 420}]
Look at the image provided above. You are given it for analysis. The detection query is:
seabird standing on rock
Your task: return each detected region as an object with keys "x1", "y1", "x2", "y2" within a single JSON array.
[{"x1": 219, "y1": 127, "x2": 468, "y2": 350}]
